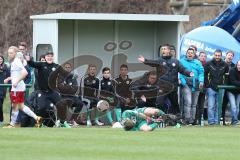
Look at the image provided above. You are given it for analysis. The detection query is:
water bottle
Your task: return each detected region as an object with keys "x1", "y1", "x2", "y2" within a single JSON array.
[
  {"x1": 220, "y1": 117, "x2": 223, "y2": 126},
  {"x1": 158, "y1": 121, "x2": 165, "y2": 128},
  {"x1": 161, "y1": 122, "x2": 165, "y2": 128},
  {"x1": 200, "y1": 115, "x2": 204, "y2": 127}
]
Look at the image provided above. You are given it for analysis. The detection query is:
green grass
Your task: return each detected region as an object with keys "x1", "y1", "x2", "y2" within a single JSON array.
[
  {"x1": 0, "y1": 127, "x2": 240, "y2": 160},
  {"x1": 1, "y1": 90, "x2": 240, "y2": 160}
]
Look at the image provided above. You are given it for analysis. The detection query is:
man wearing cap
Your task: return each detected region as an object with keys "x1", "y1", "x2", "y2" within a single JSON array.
[{"x1": 26, "y1": 52, "x2": 71, "y2": 128}]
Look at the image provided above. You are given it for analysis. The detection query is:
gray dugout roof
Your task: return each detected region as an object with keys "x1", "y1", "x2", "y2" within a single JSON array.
[{"x1": 30, "y1": 13, "x2": 189, "y2": 22}]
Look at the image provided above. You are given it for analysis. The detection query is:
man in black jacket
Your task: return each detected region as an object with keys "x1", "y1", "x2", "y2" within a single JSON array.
[
  {"x1": 82, "y1": 64, "x2": 102, "y2": 126},
  {"x1": 58, "y1": 63, "x2": 83, "y2": 126},
  {"x1": 222, "y1": 51, "x2": 235, "y2": 125},
  {"x1": 138, "y1": 44, "x2": 192, "y2": 114},
  {"x1": 26, "y1": 52, "x2": 70, "y2": 128},
  {"x1": 226, "y1": 60, "x2": 240, "y2": 125},
  {"x1": 205, "y1": 49, "x2": 229, "y2": 125},
  {"x1": 130, "y1": 71, "x2": 174, "y2": 112},
  {"x1": 100, "y1": 67, "x2": 117, "y2": 125},
  {"x1": 114, "y1": 64, "x2": 134, "y2": 112}
]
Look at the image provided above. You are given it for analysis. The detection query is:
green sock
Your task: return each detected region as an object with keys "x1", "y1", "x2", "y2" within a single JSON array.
[
  {"x1": 94, "y1": 109, "x2": 99, "y2": 121},
  {"x1": 86, "y1": 108, "x2": 91, "y2": 122},
  {"x1": 106, "y1": 111, "x2": 113, "y2": 124},
  {"x1": 157, "y1": 110, "x2": 165, "y2": 116},
  {"x1": 149, "y1": 123, "x2": 158, "y2": 130},
  {"x1": 114, "y1": 108, "x2": 122, "y2": 122}
]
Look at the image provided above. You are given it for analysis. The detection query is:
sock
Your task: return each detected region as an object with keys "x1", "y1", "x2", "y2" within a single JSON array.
[
  {"x1": 22, "y1": 105, "x2": 37, "y2": 120},
  {"x1": 149, "y1": 123, "x2": 158, "y2": 130},
  {"x1": 95, "y1": 108, "x2": 100, "y2": 122},
  {"x1": 86, "y1": 107, "x2": 91, "y2": 123},
  {"x1": 114, "y1": 108, "x2": 122, "y2": 122},
  {"x1": 106, "y1": 111, "x2": 113, "y2": 124},
  {"x1": 10, "y1": 110, "x2": 19, "y2": 126},
  {"x1": 95, "y1": 114, "x2": 99, "y2": 122},
  {"x1": 157, "y1": 110, "x2": 165, "y2": 117}
]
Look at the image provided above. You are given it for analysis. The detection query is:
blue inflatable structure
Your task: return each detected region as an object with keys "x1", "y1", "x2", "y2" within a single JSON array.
[{"x1": 180, "y1": 0, "x2": 240, "y2": 62}]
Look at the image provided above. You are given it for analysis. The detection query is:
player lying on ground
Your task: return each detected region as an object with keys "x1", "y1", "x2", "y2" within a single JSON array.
[{"x1": 122, "y1": 107, "x2": 179, "y2": 131}]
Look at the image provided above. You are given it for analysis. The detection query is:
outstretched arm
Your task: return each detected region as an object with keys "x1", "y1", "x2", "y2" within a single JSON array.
[
  {"x1": 26, "y1": 55, "x2": 43, "y2": 69},
  {"x1": 138, "y1": 55, "x2": 162, "y2": 67}
]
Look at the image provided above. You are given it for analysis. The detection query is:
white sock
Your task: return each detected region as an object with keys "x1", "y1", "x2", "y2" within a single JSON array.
[
  {"x1": 22, "y1": 105, "x2": 37, "y2": 120},
  {"x1": 10, "y1": 110, "x2": 19, "y2": 126}
]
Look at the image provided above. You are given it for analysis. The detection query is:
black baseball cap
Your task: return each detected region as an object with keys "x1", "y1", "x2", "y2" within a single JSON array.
[{"x1": 45, "y1": 51, "x2": 54, "y2": 56}]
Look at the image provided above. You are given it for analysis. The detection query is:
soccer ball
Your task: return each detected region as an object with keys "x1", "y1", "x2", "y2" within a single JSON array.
[
  {"x1": 97, "y1": 100, "x2": 109, "y2": 112},
  {"x1": 112, "y1": 122, "x2": 123, "y2": 128}
]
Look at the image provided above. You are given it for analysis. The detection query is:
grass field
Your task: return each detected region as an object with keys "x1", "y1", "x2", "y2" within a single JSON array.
[
  {"x1": 1, "y1": 92, "x2": 240, "y2": 160},
  {"x1": 0, "y1": 127, "x2": 240, "y2": 160}
]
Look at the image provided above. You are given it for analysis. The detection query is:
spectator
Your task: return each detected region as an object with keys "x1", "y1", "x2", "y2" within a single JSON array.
[
  {"x1": 18, "y1": 42, "x2": 34, "y2": 83},
  {"x1": 222, "y1": 51, "x2": 235, "y2": 125},
  {"x1": 179, "y1": 48, "x2": 204, "y2": 125},
  {"x1": 205, "y1": 49, "x2": 229, "y2": 125},
  {"x1": 0, "y1": 55, "x2": 8, "y2": 125},
  {"x1": 179, "y1": 44, "x2": 198, "y2": 114},
  {"x1": 196, "y1": 51, "x2": 207, "y2": 124},
  {"x1": 189, "y1": 45, "x2": 197, "y2": 54},
  {"x1": 170, "y1": 45, "x2": 176, "y2": 57},
  {"x1": 226, "y1": 60, "x2": 240, "y2": 125},
  {"x1": 18, "y1": 41, "x2": 28, "y2": 56}
]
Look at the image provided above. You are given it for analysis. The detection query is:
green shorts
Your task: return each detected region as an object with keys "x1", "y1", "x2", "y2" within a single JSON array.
[
  {"x1": 135, "y1": 107, "x2": 147, "y2": 114},
  {"x1": 133, "y1": 120, "x2": 147, "y2": 131}
]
